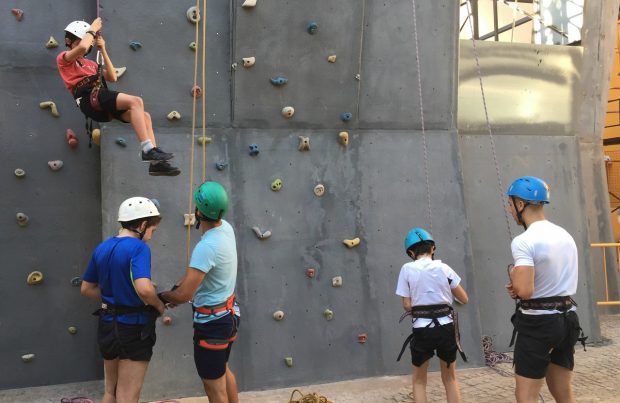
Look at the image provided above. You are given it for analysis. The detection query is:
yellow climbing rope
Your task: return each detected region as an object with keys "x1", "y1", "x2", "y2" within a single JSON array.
[{"x1": 288, "y1": 389, "x2": 333, "y2": 403}]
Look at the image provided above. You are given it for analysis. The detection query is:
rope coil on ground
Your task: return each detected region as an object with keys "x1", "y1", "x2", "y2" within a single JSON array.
[
  {"x1": 482, "y1": 335, "x2": 514, "y2": 377},
  {"x1": 288, "y1": 389, "x2": 333, "y2": 403}
]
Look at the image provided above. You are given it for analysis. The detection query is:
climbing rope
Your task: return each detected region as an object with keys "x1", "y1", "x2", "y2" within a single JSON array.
[
  {"x1": 288, "y1": 389, "x2": 333, "y2": 403},
  {"x1": 411, "y1": 0, "x2": 433, "y2": 234},
  {"x1": 482, "y1": 335, "x2": 513, "y2": 377}
]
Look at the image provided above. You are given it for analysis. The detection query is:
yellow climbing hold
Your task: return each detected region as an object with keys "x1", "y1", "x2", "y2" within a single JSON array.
[
  {"x1": 273, "y1": 310, "x2": 284, "y2": 321},
  {"x1": 339, "y1": 131, "x2": 349, "y2": 146},
  {"x1": 91, "y1": 128, "x2": 101, "y2": 146},
  {"x1": 27, "y1": 271, "x2": 44, "y2": 285},
  {"x1": 343, "y1": 237, "x2": 360, "y2": 248},
  {"x1": 167, "y1": 110, "x2": 181, "y2": 121},
  {"x1": 196, "y1": 136, "x2": 212, "y2": 145},
  {"x1": 68, "y1": 326, "x2": 78, "y2": 334},
  {"x1": 45, "y1": 36, "x2": 58, "y2": 49},
  {"x1": 327, "y1": 54, "x2": 337, "y2": 63},
  {"x1": 40, "y1": 101, "x2": 59, "y2": 117}
]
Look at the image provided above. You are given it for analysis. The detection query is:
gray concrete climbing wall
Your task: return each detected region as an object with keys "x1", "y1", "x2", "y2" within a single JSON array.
[
  {"x1": 1, "y1": 0, "x2": 616, "y2": 398},
  {"x1": 0, "y1": 0, "x2": 103, "y2": 390}
]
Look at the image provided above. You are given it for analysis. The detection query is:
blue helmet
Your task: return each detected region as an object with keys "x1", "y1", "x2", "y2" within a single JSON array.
[
  {"x1": 506, "y1": 176, "x2": 550, "y2": 204},
  {"x1": 404, "y1": 227, "x2": 434, "y2": 252}
]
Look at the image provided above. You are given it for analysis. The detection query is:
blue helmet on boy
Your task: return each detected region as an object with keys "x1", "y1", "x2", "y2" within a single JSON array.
[
  {"x1": 506, "y1": 176, "x2": 550, "y2": 204},
  {"x1": 404, "y1": 227, "x2": 434, "y2": 252}
]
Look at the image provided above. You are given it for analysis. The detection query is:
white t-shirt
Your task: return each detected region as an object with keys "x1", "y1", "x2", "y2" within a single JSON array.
[
  {"x1": 511, "y1": 220, "x2": 578, "y2": 315},
  {"x1": 395, "y1": 258, "x2": 461, "y2": 328}
]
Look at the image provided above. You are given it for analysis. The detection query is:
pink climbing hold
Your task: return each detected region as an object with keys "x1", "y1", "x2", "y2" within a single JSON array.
[
  {"x1": 358, "y1": 333, "x2": 368, "y2": 344},
  {"x1": 162, "y1": 316, "x2": 173, "y2": 326},
  {"x1": 11, "y1": 8, "x2": 24, "y2": 21},
  {"x1": 66, "y1": 129, "x2": 78, "y2": 149},
  {"x1": 306, "y1": 267, "x2": 316, "y2": 279},
  {"x1": 191, "y1": 85, "x2": 203, "y2": 98}
]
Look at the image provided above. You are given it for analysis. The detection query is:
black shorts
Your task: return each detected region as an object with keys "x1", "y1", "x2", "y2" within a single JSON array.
[
  {"x1": 409, "y1": 323, "x2": 457, "y2": 367},
  {"x1": 193, "y1": 314, "x2": 240, "y2": 380},
  {"x1": 512, "y1": 310, "x2": 582, "y2": 379},
  {"x1": 97, "y1": 318, "x2": 156, "y2": 362},
  {"x1": 74, "y1": 87, "x2": 129, "y2": 123}
]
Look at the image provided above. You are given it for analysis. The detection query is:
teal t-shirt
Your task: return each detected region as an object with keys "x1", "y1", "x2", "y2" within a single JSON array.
[{"x1": 189, "y1": 219, "x2": 239, "y2": 323}]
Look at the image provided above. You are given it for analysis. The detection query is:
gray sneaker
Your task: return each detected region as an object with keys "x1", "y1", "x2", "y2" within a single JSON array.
[
  {"x1": 148, "y1": 161, "x2": 181, "y2": 176},
  {"x1": 142, "y1": 147, "x2": 174, "y2": 162}
]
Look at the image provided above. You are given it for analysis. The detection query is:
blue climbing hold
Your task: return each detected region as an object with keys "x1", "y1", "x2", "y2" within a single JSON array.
[
  {"x1": 215, "y1": 161, "x2": 228, "y2": 171},
  {"x1": 340, "y1": 112, "x2": 353, "y2": 122},
  {"x1": 307, "y1": 21, "x2": 318, "y2": 35},
  {"x1": 129, "y1": 41, "x2": 142, "y2": 51},
  {"x1": 115, "y1": 137, "x2": 127, "y2": 147},
  {"x1": 270, "y1": 76, "x2": 288, "y2": 86},
  {"x1": 150, "y1": 199, "x2": 161, "y2": 208},
  {"x1": 70, "y1": 277, "x2": 82, "y2": 287},
  {"x1": 249, "y1": 144, "x2": 259, "y2": 156}
]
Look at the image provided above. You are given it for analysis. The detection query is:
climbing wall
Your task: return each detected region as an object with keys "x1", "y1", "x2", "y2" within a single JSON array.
[{"x1": 0, "y1": 0, "x2": 103, "y2": 390}]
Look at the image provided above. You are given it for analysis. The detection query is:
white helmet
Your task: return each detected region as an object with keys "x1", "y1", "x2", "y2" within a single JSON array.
[
  {"x1": 118, "y1": 197, "x2": 160, "y2": 222},
  {"x1": 64, "y1": 20, "x2": 90, "y2": 39}
]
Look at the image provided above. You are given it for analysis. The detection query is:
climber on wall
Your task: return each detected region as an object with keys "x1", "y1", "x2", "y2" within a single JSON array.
[
  {"x1": 395, "y1": 228, "x2": 469, "y2": 403},
  {"x1": 158, "y1": 181, "x2": 240, "y2": 403},
  {"x1": 56, "y1": 17, "x2": 180, "y2": 176},
  {"x1": 80, "y1": 197, "x2": 166, "y2": 403}
]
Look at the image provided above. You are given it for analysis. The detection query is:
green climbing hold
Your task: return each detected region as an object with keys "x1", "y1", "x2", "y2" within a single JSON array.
[
  {"x1": 284, "y1": 357, "x2": 293, "y2": 367},
  {"x1": 323, "y1": 308, "x2": 334, "y2": 321},
  {"x1": 115, "y1": 137, "x2": 127, "y2": 147},
  {"x1": 68, "y1": 326, "x2": 77, "y2": 334},
  {"x1": 271, "y1": 179, "x2": 283, "y2": 192}
]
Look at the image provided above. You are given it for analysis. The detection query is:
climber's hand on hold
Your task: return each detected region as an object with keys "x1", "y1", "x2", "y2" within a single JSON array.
[{"x1": 96, "y1": 36, "x2": 106, "y2": 51}]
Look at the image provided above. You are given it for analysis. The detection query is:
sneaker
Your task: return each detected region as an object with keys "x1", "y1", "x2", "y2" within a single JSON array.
[
  {"x1": 141, "y1": 147, "x2": 174, "y2": 162},
  {"x1": 149, "y1": 161, "x2": 181, "y2": 177}
]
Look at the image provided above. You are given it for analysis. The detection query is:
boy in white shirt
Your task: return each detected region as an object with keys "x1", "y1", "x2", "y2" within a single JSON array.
[{"x1": 396, "y1": 228, "x2": 469, "y2": 403}]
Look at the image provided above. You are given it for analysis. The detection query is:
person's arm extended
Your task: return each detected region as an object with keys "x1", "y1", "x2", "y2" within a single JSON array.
[
  {"x1": 63, "y1": 17, "x2": 102, "y2": 63},
  {"x1": 97, "y1": 35, "x2": 117, "y2": 82},
  {"x1": 401, "y1": 296, "x2": 412, "y2": 312},
  {"x1": 134, "y1": 278, "x2": 165, "y2": 315},
  {"x1": 451, "y1": 284, "x2": 469, "y2": 304},
  {"x1": 80, "y1": 280, "x2": 101, "y2": 300},
  {"x1": 160, "y1": 267, "x2": 206, "y2": 305}
]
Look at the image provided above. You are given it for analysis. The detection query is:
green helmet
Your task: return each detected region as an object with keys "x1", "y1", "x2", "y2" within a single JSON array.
[{"x1": 194, "y1": 181, "x2": 228, "y2": 220}]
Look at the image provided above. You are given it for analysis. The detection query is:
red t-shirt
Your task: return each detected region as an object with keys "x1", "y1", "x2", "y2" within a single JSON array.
[{"x1": 56, "y1": 51, "x2": 98, "y2": 93}]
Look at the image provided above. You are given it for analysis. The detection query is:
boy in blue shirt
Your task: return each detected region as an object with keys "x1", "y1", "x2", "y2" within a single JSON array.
[{"x1": 81, "y1": 197, "x2": 165, "y2": 403}]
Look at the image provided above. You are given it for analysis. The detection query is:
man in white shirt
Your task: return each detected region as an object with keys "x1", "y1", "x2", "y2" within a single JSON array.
[{"x1": 505, "y1": 176, "x2": 585, "y2": 403}]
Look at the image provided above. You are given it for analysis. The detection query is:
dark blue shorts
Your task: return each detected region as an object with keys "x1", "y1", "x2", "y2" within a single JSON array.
[
  {"x1": 97, "y1": 318, "x2": 156, "y2": 361},
  {"x1": 75, "y1": 86, "x2": 129, "y2": 123},
  {"x1": 193, "y1": 314, "x2": 240, "y2": 380}
]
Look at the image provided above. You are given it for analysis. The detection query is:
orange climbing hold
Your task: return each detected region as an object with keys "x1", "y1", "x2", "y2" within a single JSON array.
[
  {"x1": 66, "y1": 129, "x2": 78, "y2": 149},
  {"x1": 163, "y1": 316, "x2": 173, "y2": 326},
  {"x1": 11, "y1": 8, "x2": 24, "y2": 21}
]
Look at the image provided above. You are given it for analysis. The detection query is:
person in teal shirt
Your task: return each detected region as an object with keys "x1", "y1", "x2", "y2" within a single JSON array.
[{"x1": 160, "y1": 181, "x2": 240, "y2": 403}]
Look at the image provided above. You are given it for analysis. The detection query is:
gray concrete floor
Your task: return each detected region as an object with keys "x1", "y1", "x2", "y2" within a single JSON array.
[{"x1": 2, "y1": 315, "x2": 619, "y2": 403}]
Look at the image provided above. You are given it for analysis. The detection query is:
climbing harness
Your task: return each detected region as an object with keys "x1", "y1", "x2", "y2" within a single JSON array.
[
  {"x1": 288, "y1": 389, "x2": 333, "y2": 403},
  {"x1": 396, "y1": 304, "x2": 467, "y2": 364},
  {"x1": 192, "y1": 293, "x2": 236, "y2": 316},
  {"x1": 92, "y1": 302, "x2": 158, "y2": 351},
  {"x1": 193, "y1": 294, "x2": 239, "y2": 350}
]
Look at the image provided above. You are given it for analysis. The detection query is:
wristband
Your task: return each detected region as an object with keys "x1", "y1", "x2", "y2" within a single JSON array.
[{"x1": 86, "y1": 31, "x2": 97, "y2": 38}]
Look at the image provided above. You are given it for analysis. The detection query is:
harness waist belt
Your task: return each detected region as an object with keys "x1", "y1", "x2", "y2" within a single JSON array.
[
  {"x1": 94, "y1": 302, "x2": 155, "y2": 316},
  {"x1": 73, "y1": 75, "x2": 99, "y2": 97},
  {"x1": 193, "y1": 294, "x2": 236, "y2": 315},
  {"x1": 519, "y1": 296, "x2": 575, "y2": 311},
  {"x1": 410, "y1": 304, "x2": 453, "y2": 318}
]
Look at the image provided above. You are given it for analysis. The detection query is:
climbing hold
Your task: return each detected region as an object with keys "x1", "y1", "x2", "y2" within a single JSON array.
[
  {"x1": 252, "y1": 226, "x2": 272, "y2": 240},
  {"x1": 358, "y1": 333, "x2": 367, "y2": 344},
  {"x1": 16, "y1": 212, "x2": 29, "y2": 226},
  {"x1": 231, "y1": 62, "x2": 238, "y2": 70},
  {"x1": 273, "y1": 310, "x2": 284, "y2": 321},
  {"x1": 162, "y1": 316, "x2": 173, "y2": 326},
  {"x1": 271, "y1": 178, "x2": 283, "y2": 191},
  {"x1": 14, "y1": 168, "x2": 25, "y2": 178},
  {"x1": 115, "y1": 137, "x2": 127, "y2": 147},
  {"x1": 248, "y1": 144, "x2": 259, "y2": 156},
  {"x1": 68, "y1": 326, "x2": 78, "y2": 335},
  {"x1": 340, "y1": 112, "x2": 353, "y2": 122},
  {"x1": 307, "y1": 21, "x2": 318, "y2": 35},
  {"x1": 306, "y1": 268, "x2": 316, "y2": 279},
  {"x1": 48, "y1": 160, "x2": 63, "y2": 171},
  {"x1": 70, "y1": 277, "x2": 82, "y2": 287},
  {"x1": 91, "y1": 128, "x2": 101, "y2": 146},
  {"x1": 284, "y1": 357, "x2": 293, "y2": 367},
  {"x1": 27, "y1": 271, "x2": 43, "y2": 285},
  {"x1": 196, "y1": 135, "x2": 212, "y2": 145},
  {"x1": 323, "y1": 309, "x2": 334, "y2": 321},
  {"x1": 21, "y1": 354, "x2": 35, "y2": 363},
  {"x1": 327, "y1": 54, "x2": 337, "y2": 63},
  {"x1": 129, "y1": 41, "x2": 142, "y2": 51},
  {"x1": 46, "y1": 36, "x2": 58, "y2": 49},
  {"x1": 343, "y1": 237, "x2": 361, "y2": 248},
  {"x1": 11, "y1": 9, "x2": 24, "y2": 21},
  {"x1": 215, "y1": 161, "x2": 228, "y2": 171},
  {"x1": 66, "y1": 129, "x2": 78, "y2": 149},
  {"x1": 115, "y1": 67, "x2": 126, "y2": 78},
  {"x1": 167, "y1": 110, "x2": 181, "y2": 121},
  {"x1": 270, "y1": 76, "x2": 288, "y2": 86},
  {"x1": 186, "y1": 6, "x2": 201, "y2": 24},
  {"x1": 281, "y1": 106, "x2": 295, "y2": 119},
  {"x1": 354, "y1": 73, "x2": 361, "y2": 81},
  {"x1": 298, "y1": 136, "x2": 310, "y2": 152},
  {"x1": 332, "y1": 276, "x2": 342, "y2": 287},
  {"x1": 189, "y1": 41, "x2": 197, "y2": 51},
  {"x1": 183, "y1": 213, "x2": 196, "y2": 227},
  {"x1": 242, "y1": 0, "x2": 257, "y2": 8},
  {"x1": 313, "y1": 184, "x2": 325, "y2": 197},
  {"x1": 339, "y1": 131, "x2": 349, "y2": 146},
  {"x1": 191, "y1": 85, "x2": 203, "y2": 98},
  {"x1": 242, "y1": 57, "x2": 256, "y2": 68},
  {"x1": 150, "y1": 199, "x2": 161, "y2": 208},
  {"x1": 39, "y1": 101, "x2": 59, "y2": 117}
]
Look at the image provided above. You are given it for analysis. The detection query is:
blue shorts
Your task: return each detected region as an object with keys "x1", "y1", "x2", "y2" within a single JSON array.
[{"x1": 193, "y1": 314, "x2": 240, "y2": 380}]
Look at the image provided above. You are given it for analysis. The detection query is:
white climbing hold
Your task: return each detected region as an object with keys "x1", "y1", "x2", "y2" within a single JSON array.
[
  {"x1": 189, "y1": 41, "x2": 197, "y2": 51},
  {"x1": 48, "y1": 160, "x2": 63, "y2": 171},
  {"x1": 21, "y1": 354, "x2": 35, "y2": 363},
  {"x1": 327, "y1": 54, "x2": 337, "y2": 63},
  {"x1": 40, "y1": 101, "x2": 59, "y2": 117},
  {"x1": 242, "y1": 0, "x2": 257, "y2": 8},
  {"x1": 339, "y1": 131, "x2": 349, "y2": 146},
  {"x1": 252, "y1": 226, "x2": 271, "y2": 240},
  {"x1": 184, "y1": 213, "x2": 196, "y2": 227},
  {"x1": 355, "y1": 73, "x2": 361, "y2": 81},
  {"x1": 314, "y1": 184, "x2": 325, "y2": 197},
  {"x1": 343, "y1": 237, "x2": 360, "y2": 248},
  {"x1": 14, "y1": 168, "x2": 26, "y2": 178},
  {"x1": 45, "y1": 36, "x2": 58, "y2": 49},
  {"x1": 197, "y1": 136, "x2": 212, "y2": 145},
  {"x1": 298, "y1": 136, "x2": 310, "y2": 151},
  {"x1": 231, "y1": 62, "x2": 238, "y2": 70},
  {"x1": 281, "y1": 106, "x2": 295, "y2": 118},
  {"x1": 332, "y1": 276, "x2": 343, "y2": 287},
  {"x1": 115, "y1": 66, "x2": 127, "y2": 78},
  {"x1": 167, "y1": 110, "x2": 181, "y2": 121},
  {"x1": 16, "y1": 212, "x2": 29, "y2": 226},
  {"x1": 186, "y1": 6, "x2": 201, "y2": 24},
  {"x1": 242, "y1": 57, "x2": 256, "y2": 67},
  {"x1": 273, "y1": 310, "x2": 284, "y2": 321}
]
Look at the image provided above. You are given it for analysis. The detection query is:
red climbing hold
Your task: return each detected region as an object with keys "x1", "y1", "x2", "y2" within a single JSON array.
[
  {"x1": 11, "y1": 9, "x2": 24, "y2": 21},
  {"x1": 66, "y1": 129, "x2": 78, "y2": 149},
  {"x1": 306, "y1": 268, "x2": 316, "y2": 279},
  {"x1": 191, "y1": 85, "x2": 203, "y2": 99},
  {"x1": 357, "y1": 333, "x2": 368, "y2": 344}
]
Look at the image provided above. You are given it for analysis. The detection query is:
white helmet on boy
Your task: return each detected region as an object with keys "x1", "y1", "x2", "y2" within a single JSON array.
[
  {"x1": 64, "y1": 21, "x2": 90, "y2": 39},
  {"x1": 118, "y1": 197, "x2": 160, "y2": 222}
]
